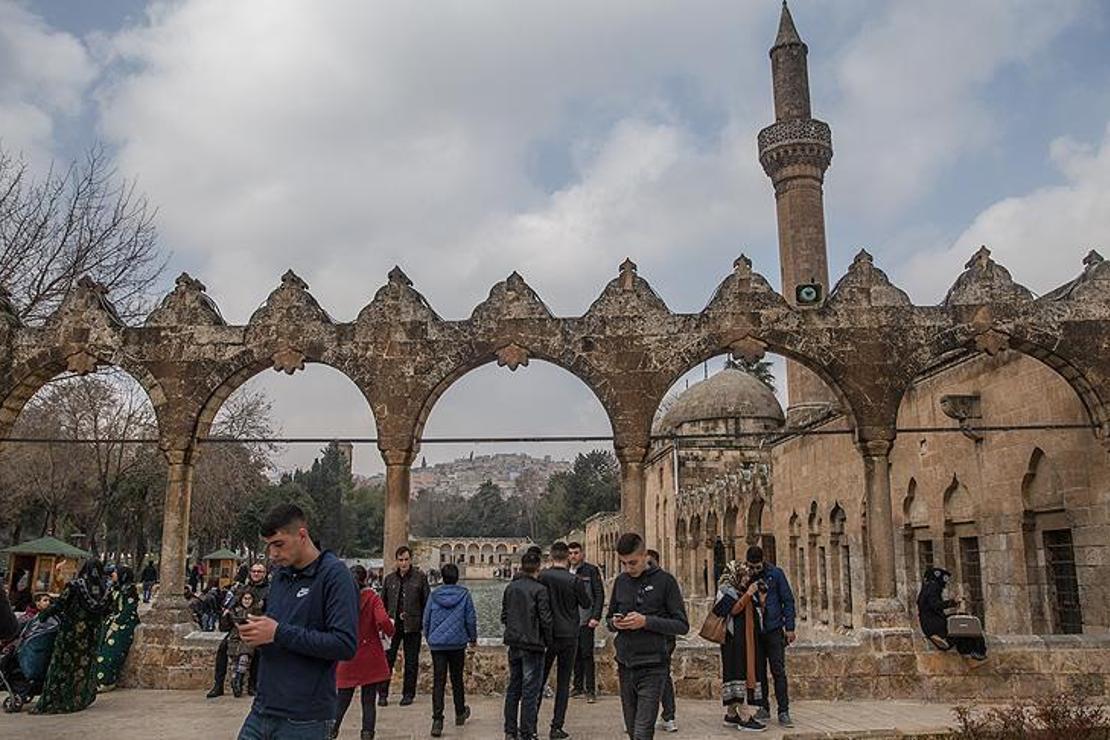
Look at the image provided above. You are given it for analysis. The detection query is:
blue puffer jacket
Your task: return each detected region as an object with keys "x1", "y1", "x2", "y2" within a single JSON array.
[{"x1": 423, "y1": 584, "x2": 478, "y2": 651}]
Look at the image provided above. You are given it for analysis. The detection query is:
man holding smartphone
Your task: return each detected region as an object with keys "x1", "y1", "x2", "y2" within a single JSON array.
[
  {"x1": 606, "y1": 533, "x2": 688, "y2": 740},
  {"x1": 746, "y1": 545, "x2": 796, "y2": 728}
]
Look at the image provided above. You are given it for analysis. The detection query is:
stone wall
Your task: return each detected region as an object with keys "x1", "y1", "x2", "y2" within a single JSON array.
[{"x1": 121, "y1": 620, "x2": 1110, "y2": 703}]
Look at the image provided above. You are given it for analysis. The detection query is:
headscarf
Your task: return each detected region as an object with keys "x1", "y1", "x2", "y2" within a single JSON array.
[
  {"x1": 717, "y1": 559, "x2": 754, "y2": 592},
  {"x1": 72, "y1": 559, "x2": 114, "y2": 615},
  {"x1": 922, "y1": 567, "x2": 951, "y2": 586},
  {"x1": 114, "y1": 565, "x2": 135, "y2": 587}
]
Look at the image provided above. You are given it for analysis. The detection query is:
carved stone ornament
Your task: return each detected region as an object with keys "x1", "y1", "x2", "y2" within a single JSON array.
[
  {"x1": 495, "y1": 343, "x2": 530, "y2": 371},
  {"x1": 249, "y1": 270, "x2": 333, "y2": 326},
  {"x1": 471, "y1": 271, "x2": 553, "y2": 322},
  {"x1": 944, "y1": 245, "x2": 1033, "y2": 306},
  {"x1": 827, "y1": 249, "x2": 911, "y2": 308},
  {"x1": 730, "y1": 336, "x2": 767, "y2": 364},
  {"x1": 975, "y1": 330, "x2": 1010, "y2": 356},
  {"x1": 66, "y1": 348, "x2": 100, "y2": 376},
  {"x1": 271, "y1": 345, "x2": 306, "y2": 375},
  {"x1": 146, "y1": 272, "x2": 226, "y2": 327},
  {"x1": 619, "y1": 258, "x2": 638, "y2": 290}
]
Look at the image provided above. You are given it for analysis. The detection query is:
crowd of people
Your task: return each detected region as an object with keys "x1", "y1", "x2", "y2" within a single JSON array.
[{"x1": 0, "y1": 500, "x2": 986, "y2": 739}]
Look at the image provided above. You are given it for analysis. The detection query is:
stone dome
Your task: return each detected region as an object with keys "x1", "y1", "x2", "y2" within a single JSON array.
[{"x1": 659, "y1": 367, "x2": 784, "y2": 432}]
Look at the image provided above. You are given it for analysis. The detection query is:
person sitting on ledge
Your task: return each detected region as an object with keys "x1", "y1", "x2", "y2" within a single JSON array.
[{"x1": 916, "y1": 567, "x2": 987, "y2": 661}]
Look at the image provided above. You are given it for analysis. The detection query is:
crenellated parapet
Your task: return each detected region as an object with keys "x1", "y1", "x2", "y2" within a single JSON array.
[{"x1": 0, "y1": 248, "x2": 1107, "y2": 457}]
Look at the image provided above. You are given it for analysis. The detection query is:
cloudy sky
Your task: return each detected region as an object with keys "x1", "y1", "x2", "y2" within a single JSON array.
[{"x1": 4, "y1": 0, "x2": 1109, "y2": 476}]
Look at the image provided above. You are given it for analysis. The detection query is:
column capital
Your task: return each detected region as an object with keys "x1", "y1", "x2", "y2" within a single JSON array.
[
  {"x1": 381, "y1": 448, "x2": 416, "y2": 467},
  {"x1": 855, "y1": 438, "x2": 892, "y2": 457},
  {"x1": 614, "y1": 444, "x2": 648, "y2": 465}
]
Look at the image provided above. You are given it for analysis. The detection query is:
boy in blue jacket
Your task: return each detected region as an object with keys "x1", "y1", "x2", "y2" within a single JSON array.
[{"x1": 423, "y1": 562, "x2": 477, "y2": 737}]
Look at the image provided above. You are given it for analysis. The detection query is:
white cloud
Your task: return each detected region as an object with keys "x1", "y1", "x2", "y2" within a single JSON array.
[
  {"x1": 829, "y1": 0, "x2": 1086, "y2": 220},
  {"x1": 0, "y1": 1, "x2": 94, "y2": 163},
  {"x1": 896, "y1": 123, "x2": 1110, "y2": 302}
]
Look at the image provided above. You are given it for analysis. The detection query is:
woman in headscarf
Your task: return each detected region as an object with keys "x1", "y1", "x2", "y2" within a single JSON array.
[
  {"x1": 716, "y1": 559, "x2": 767, "y2": 732},
  {"x1": 916, "y1": 567, "x2": 987, "y2": 660},
  {"x1": 96, "y1": 564, "x2": 141, "y2": 691},
  {"x1": 31, "y1": 558, "x2": 114, "y2": 714}
]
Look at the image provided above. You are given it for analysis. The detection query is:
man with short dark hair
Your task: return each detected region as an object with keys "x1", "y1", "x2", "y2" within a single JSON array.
[
  {"x1": 236, "y1": 504, "x2": 359, "y2": 740},
  {"x1": 141, "y1": 559, "x2": 157, "y2": 603},
  {"x1": 567, "y1": 541, "x2": 604, "y2": 703},
  {"x1": 746, "y1": 545, "x2": 796, "y2": 728},
  {"x1": 380, "y1": 544, "x2": 431, "y2": 707},
  {"x1": 646, "y1": 548, "x2": 677, "y2": 734},
  {"x1": 607, "y1": 533, "x2": 688, "y2": 740},
  {"x1": 538, "y1": 542, "x2": 590, "y2": 739},
  {"x1": 423, "y1": 562, "x2": 476, "y2": 737},
  {"x1": 502, "y1": 550, "x2": 552, "y2": 740}
]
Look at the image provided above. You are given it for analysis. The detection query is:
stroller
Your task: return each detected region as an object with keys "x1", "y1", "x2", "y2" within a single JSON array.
[{"x1": 1, "y1": 613, "x2": 60, "y2": 712}]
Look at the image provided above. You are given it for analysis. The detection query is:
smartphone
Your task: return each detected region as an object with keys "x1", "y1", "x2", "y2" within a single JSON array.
[
  {"x1": 612, "y1": 613, "x2": 626, "y2": 621},
  {"x1": 234, "y1": 616, "x2": 249, "y2": 625}
]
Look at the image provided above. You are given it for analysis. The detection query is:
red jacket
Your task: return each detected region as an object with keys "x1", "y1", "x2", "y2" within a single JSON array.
[{"x1": 336, "y1": 588, "x2": 394, "y2": 688}]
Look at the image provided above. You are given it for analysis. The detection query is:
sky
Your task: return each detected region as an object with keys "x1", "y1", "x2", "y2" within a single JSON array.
[{"x1": 4, "y1": 0, "x2": 1110, "y2": 476}]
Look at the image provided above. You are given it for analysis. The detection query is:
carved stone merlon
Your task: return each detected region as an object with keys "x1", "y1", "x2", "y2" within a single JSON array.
[
  {"x1": 271, "y1": 346, "x2": 306, "y2": 375},
  {"x1": 619, "y1": 258, "x2": 638, "y2": 290},
  {"x1": 495, "y1": 343, "x2": 530, "y2": 371},
  {"x1": 940, "y1": 393, "x2": 983, "y2": 442}
]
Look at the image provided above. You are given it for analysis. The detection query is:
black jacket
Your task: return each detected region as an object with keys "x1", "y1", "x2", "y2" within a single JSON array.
[
  {"x1": 141, "y1": 564, "x2": 158, "y2": 584},
  {"x1": 0, "y1": 585, "x2": 17, "y2": 641},
  {"x1": 606, "y1": 564, "x2": 688, "y2": 668},
  {"x1": 383, "y1": 567, "x2": 430, "y2": 633},
  {"x1": 501, "y1": 572, "x2": 553, "y2": 652},
  {"x1": 539, "y1": 566, "x2": 590, "y2": 641},
  {"x1": 573, "y1": 561, "x2": 605, "y2": 624}
]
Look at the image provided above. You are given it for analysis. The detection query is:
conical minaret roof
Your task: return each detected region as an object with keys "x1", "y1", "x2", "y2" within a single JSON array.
[{"x1": 773, "y1": 1, "x2": 805, "y2": 49}]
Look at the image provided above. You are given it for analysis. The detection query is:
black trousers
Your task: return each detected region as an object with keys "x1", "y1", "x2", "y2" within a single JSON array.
[
  {"x1": 431, "y1": 649, "x2": 467, "y2": 720},
  {"x1": 572, "y1": 625, "x2": 596, "y2": 694},
  {"x1": 336, "y1": 682, "x2": 382, "y2": 734},
  {"x1": 380, "y1": 629, "x2": 422, "y2": 699},
  {"x1": 214, "y1": 635, "x2": 260, "y2": 692},
  {"x1": 618, "y1": 663, "x2": 667, "y2": 740},
  {"x1": 539, "y1": 637, "x2": 577, "y2": 730},
  {"x1": 659, "y1": 643, "x2": 676, "y2": 721},
  {"x1": 758, "y1": 628, "x2": 789, "y2": 713}
]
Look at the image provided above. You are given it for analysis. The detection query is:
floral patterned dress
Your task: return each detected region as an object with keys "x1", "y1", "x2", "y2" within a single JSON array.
[
  {"x1": 96, "y1": 583, "x2": 140, "y2": 688},
  {"x1": 33, "y1": 577, "x2": 112, "y2": 714}
]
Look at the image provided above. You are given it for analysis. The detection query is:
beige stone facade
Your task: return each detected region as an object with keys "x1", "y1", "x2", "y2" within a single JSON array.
[{"x1": 411, "y1": 536, "x2": 532, "y2": 579}]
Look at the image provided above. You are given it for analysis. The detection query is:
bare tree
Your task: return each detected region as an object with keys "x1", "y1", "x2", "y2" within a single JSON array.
[{"x1": 0, "y1": 144, "x2": 165, "y2": 323}]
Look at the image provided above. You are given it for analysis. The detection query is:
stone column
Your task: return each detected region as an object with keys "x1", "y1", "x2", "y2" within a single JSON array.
[
  {"x1": 382, "y1": 448, "x2": 415, "y2": 564},
  {"x1": 616, "y1": 445, "x2": 647, "y2": 535},
  {"x1": 857, "y1": 438, "x2": 905, "y2": 625},
  {"x1": 153, "y1": 448, "x2": 195, "y2": 622}
]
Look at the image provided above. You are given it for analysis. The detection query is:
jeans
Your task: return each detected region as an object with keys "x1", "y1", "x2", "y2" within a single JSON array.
[
  {"x1": 659, "y1": 645, "x2": 676, "y2": 722},
  {"x1": 431, "y1": 649, "x2": 467, "y2": 720},
  {"x1": 202, "y1": 612, "x2": 217, "y2": 631},
  {"x1": 758, "y1": 628, "x2": 789, "y2": 714},
  {"x1": 539, "y1": 637, "x2": 576, "y2": 730},
  {"x1": 237, "y1": 708, "x2": 333, "y2": 740},
  {"x1": 504, "y1": 646, "x2": 544, "y2": 737},
  {"x1": 572, "y1": 625, "x2": 596, "y2": 695},
  {"x1": 618, "y1": 664, "x2": 667, "y2": 740},
  {"x1": 214, "y1": 635, "x2": 260, "y2": 692},
  {"x1": 380, "y1": 629, "x2": 422, "y2": 699},
  {"x1": 142, "y1": 582, "x2": 153, "y2": 603},
  {"x1": 336, "y1": 683, "x2": 382, "y2": 734}
]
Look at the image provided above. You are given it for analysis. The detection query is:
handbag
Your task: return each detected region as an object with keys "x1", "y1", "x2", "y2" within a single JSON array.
[
  {"x1": 699, "y1": 610, "x2": 727, "y2": 644},
  {"x1": 947, "y1": 614, "x2": 983, "y2": 638}
]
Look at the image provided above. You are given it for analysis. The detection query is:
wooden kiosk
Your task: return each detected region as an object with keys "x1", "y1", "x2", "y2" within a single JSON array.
[{"x1": 3, "y1": 535, "x2": 91, "y2": 596}]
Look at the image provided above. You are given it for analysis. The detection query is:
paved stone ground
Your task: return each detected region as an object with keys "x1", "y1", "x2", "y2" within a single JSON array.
[{"x1": 0, "y1": 689, "x2": 958, "y2": 739}]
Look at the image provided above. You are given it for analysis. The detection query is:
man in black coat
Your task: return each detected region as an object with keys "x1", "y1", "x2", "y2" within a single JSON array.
[
  {"x1": 379, "y1": 544, "x2": 431, "y2": 706},
  {"x1": 502, "y1": 551, "x2": 552, "y2": 740},
  {"x1": 537, "y1": 542, "x2": 590, "y2": 739},
  {"x1": 568, "y1": 541, "x2": 604, "y2": 702}
]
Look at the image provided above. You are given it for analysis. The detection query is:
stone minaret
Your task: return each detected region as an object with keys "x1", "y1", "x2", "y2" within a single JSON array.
[{"x1": 758, "y1": 1, "x2": 837, "y2": 412}]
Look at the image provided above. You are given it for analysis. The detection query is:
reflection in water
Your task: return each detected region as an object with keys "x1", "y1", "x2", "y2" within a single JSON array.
[{"x1": 435, "y1": 579, "x2": 508, "y2": 639}]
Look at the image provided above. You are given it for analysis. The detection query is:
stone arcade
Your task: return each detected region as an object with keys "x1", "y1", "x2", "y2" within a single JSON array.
[{"x1": 0, "y1": 2, "x2": 1108, "y2": 699}]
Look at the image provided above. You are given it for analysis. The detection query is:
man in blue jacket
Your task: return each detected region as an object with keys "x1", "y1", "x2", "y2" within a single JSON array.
[
  {"x1": 423, "y1": 562, "x2": 477, "y2": 737},
  {"x1": 237, "y1": 504, "x2": 359, "y2": 740},
  {"x1": 746, "y1": 545, "x2": 796, "y2": 729}
]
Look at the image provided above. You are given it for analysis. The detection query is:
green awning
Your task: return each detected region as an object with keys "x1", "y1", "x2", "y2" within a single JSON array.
[
  {"x1": 2, "y1": 535, "x2": 92, "y2": 559},
  {"x1": 203, "y1": 548, "x2": 242, "y2": 561}
]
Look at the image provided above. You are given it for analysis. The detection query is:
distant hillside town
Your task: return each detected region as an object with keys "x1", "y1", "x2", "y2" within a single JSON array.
[{"x1": 357, "y1": 452, "x2": 571, "y2": 499}]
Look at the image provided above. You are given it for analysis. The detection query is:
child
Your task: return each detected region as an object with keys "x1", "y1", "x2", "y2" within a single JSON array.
[
  {"x1": 223, "y1": 590, "x2": 261, "y2": 697},
  {"x1": 22, "y1": 593, "x2": 52, "y2": 621}
]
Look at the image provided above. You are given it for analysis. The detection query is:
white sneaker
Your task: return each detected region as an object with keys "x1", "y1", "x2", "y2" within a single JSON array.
[{"x1": 656, "y1": 719, "x2": 678, "y2": 733}]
